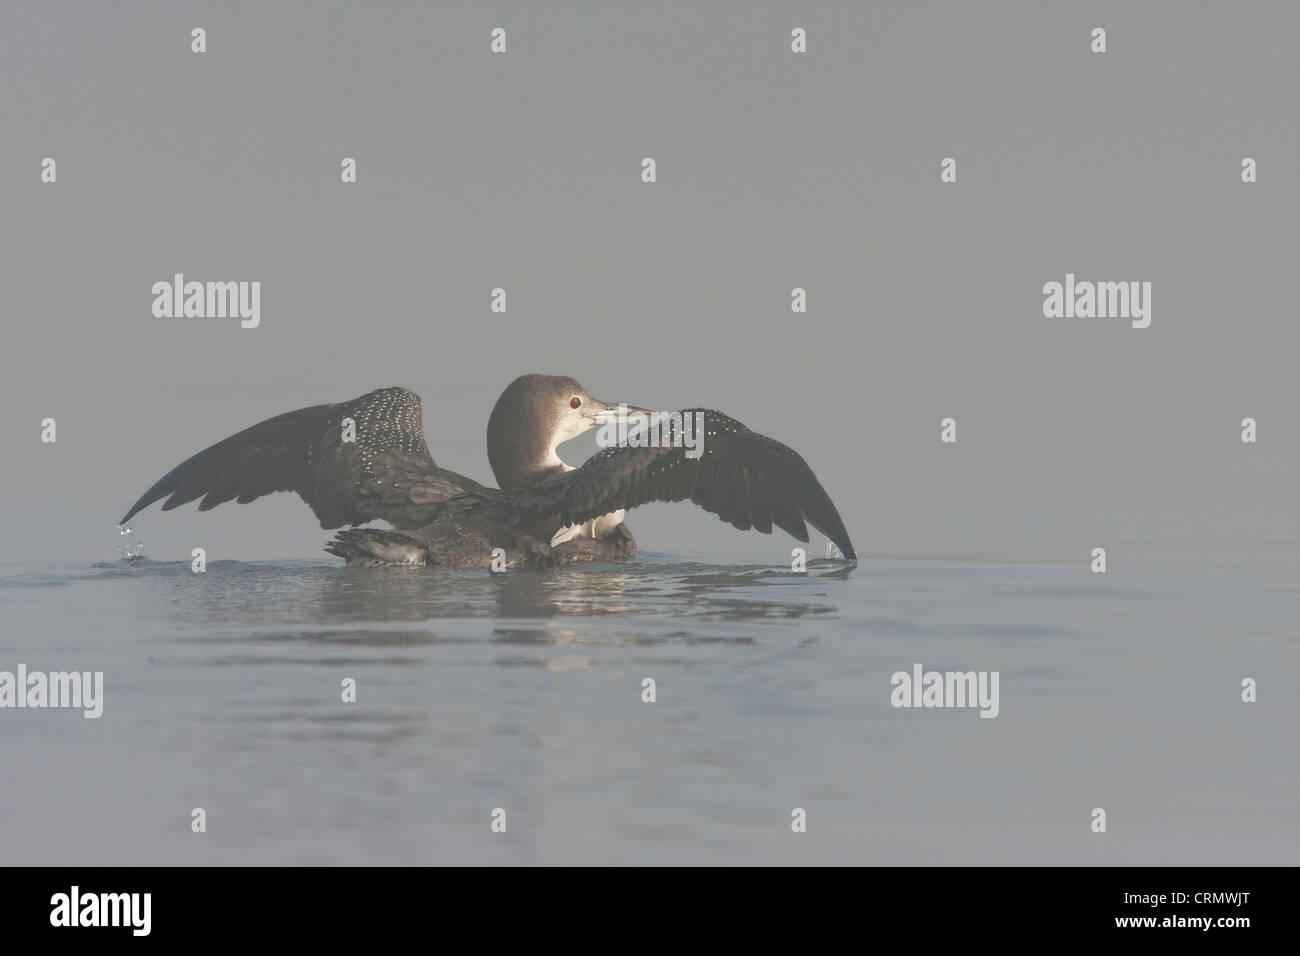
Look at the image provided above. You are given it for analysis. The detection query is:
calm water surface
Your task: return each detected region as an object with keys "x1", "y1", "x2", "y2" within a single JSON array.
[{"x1": 1, "y1": 553, "x2": 1296, "y2": 865}]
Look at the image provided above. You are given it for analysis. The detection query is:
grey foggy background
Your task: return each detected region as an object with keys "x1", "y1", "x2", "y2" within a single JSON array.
[{"x1": 2, "y1": 0, "x2": 1297, "y2": 567}]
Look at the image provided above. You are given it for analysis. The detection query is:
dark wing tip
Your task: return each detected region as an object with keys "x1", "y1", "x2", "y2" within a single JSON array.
[
  {"x1": 120, "y1": 485, "x2": 168, "y2": 525},
  {"x1": 796, "y1": 478, "x2": 856, "y2": 561},
  {"x1": 719, "y1": 412, "x2": 856, "y2": 561}
]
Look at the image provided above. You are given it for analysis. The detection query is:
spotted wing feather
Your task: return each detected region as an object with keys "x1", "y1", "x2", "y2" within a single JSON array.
[{"x1": 120, "y1": 387, "x2": 480, "y2": 529}]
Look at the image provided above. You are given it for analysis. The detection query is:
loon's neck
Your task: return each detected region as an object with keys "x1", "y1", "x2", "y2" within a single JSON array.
[{"x1": 488, "y1": 418, "x2": 572, "y2": 490}]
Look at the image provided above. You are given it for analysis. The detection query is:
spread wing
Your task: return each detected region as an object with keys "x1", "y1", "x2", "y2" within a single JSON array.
[
  {"x1": 502, "y1": 409, "x2": 857, "y2": 558},
  {"x1": 120, "y1": 387, "x2": 482, "y2": 530}
]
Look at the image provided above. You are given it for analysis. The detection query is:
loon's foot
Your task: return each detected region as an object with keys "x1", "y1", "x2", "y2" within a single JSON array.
[
  {"x1": 325, "y1": 528, "x2": 430, "y2": 566},
  {"x1": 551, "y1": 523, "x2": 637, "y2": 565}
]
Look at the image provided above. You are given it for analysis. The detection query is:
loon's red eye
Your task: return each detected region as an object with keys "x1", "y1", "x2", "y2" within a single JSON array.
[{"x1": 570, "y1": 397, "x2": 581, "y2": 409}]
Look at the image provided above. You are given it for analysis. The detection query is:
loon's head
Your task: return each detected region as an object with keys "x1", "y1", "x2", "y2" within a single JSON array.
[{"x1": 487, "y1": 373, "x2": 626, "y2": 490}]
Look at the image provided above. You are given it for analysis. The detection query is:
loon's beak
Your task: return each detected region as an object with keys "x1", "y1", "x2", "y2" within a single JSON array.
[{"x1": 588, "y1": 401, "x2": 655, "y2": 427}]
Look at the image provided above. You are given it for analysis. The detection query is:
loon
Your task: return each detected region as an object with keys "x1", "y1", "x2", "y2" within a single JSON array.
[{"x1": 119, "y1": 374, "x2": 857, "y2": 568}]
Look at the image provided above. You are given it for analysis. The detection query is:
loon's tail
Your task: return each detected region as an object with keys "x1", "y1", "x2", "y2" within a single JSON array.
[{"x1": 325, "y1": 529, "x2": 429, "y2": 567}]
